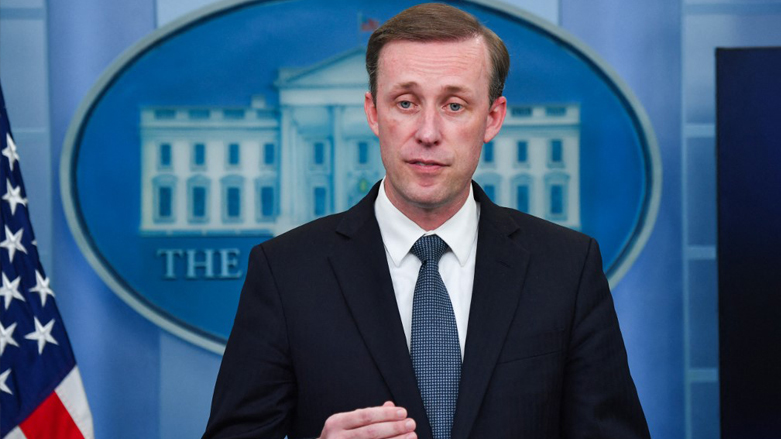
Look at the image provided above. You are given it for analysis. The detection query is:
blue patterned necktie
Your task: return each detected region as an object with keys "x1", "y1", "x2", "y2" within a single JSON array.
[{"x1": 410, "y1": 234, "x2": 461, "y2": 439}]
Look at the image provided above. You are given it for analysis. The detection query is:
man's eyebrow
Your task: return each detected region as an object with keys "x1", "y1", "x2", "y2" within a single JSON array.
[
  {"x1": 442, "y1": 85, "x2": 471, "y2": 94},
  {"x1": 391, "y1": 81, "x2": 419, "y2": 91},
  {"x1": 390, "y1": 83, "x2": 473, "y2": 94}
]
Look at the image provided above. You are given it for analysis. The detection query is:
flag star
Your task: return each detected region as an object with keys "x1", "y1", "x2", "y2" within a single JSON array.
[
  {"x1": 2, "y1": 133, "x2": 19, "y2": 172},
  {"x1": 0, "y1": 225, "x2": 26, "y2": 262},
  {"x1": 0, "y1": 369, "x2": 11, "y2": 395},
  {"x1": 0, "y1": 321, "x2": 19, "y2": 356},
  {"x1": 0, "y1": 273, "x2": 24, "y2": 310},
  {"x1": 25, "y1": 317, "x2": 58, "y2": 354},
  {"x1": 2, "y1": 179, "x2": 26, "y2": 215},
  {"x1": 29, "y1": 270, "x2": 55, "y2": 307}
]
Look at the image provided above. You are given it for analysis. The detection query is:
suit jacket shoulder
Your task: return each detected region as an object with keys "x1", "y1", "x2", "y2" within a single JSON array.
[{"x1": 204, "y1": 181, "x2": 650, "y2": 439}]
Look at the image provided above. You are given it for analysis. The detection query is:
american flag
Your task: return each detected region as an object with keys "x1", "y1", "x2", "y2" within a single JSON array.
[
  {"x1": 0, "y1": 84, "x2": 93, "y2": 438},
  {"x1": 358, "y1": 13, "x2": 380, "y2": 32}
]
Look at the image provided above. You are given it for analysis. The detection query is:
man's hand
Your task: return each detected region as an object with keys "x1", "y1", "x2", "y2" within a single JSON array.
[{"x1": 319, "y1": 401, "x2": 417, "y2": 439}]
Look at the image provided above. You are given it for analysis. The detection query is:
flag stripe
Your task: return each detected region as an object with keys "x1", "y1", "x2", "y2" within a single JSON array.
[
  {"x1": 54, "y1": 367, "x2": 93, "y2": 439},
  {"x1": 19, "y1": 392, "x2": 84, "y2": 439},
  {"x1": 3, "y1": 427, "x2": 28, "y2": 439}
]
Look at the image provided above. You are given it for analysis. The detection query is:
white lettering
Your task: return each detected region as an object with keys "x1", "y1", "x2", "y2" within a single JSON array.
[
  {"x1": 187, "y1": 249, "x2": 215, "y2": 279},
  {"x1": 156, "y1": 248, "x2": 242, "y2": 280},
  {"x1": 156, "y1": 249, "x2": 184, "y2": 279},
  {"x1": 218, "y1": 248, "x2": 242, "y2": 279}
]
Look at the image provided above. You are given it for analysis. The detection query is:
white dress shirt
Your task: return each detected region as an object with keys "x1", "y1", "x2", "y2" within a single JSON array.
[{"x1": 374, "y1": 179, "x2": 480, "y2": 359}]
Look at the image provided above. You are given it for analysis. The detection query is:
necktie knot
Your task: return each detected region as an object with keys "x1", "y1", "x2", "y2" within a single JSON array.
[{"x1": 411, "y1": 235, "x2": 449, "y2": 264}]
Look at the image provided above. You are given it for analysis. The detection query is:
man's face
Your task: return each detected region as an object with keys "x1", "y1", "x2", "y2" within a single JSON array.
[{"x1": 365, "y1": 37, "x2": 506, "y2": 221}]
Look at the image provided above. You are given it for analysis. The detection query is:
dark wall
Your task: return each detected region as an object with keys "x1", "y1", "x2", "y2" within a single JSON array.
[{"x1": 717, "y1": 47, "x2": 781, "y2": 439}]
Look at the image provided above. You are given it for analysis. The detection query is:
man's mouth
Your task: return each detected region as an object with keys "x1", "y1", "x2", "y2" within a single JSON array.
[{"x1": 409, "y1": 159, "x2": 444, "y2": 167}]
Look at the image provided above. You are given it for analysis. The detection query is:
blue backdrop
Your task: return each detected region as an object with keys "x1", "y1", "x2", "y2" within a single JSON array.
[{"x1": 65, "y1": 0, "x2": 654, "y2": 349}]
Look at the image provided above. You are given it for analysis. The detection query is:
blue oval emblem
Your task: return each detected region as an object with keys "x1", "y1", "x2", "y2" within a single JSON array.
[{"x1": 61, "y1": 0, "x2": 661, "y2": 352}]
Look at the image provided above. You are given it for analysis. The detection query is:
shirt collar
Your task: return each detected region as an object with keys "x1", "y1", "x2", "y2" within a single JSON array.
[{"x1": 374, "y1": 178, "x2": 480, "y2": 267}]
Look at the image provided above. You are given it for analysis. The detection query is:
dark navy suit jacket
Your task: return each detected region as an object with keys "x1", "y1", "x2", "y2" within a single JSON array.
[{"x1": 203, "y1": 182, "x2": 650, "y2": 439}]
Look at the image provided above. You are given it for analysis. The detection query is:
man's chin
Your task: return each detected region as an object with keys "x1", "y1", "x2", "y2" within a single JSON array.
[
  {"x1": 398, "y1": 187, "x2": 446, "y2": 208},
  {"x1": 386, "y1": 180, "x2": 467, "y2": 214},
  {"x1": 404, "y1": 190, "x2": 465, "y2": 214}
]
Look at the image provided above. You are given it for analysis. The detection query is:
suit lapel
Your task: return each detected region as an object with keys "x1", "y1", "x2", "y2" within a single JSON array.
[
  {"x1": 326, "y1": 183, "x2": 528, "y2": 439},
  {"x1": 451, "y1": 186, "x2": 531, "y2": 439},
  {"x1": 327, "y1": 184, "x2": 433, "y2": 439}
]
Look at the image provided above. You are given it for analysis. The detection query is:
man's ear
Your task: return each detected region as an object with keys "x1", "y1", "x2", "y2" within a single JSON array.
[
  {"x1": 483, "y1": 96, "x2": 507, "y2": 143},
  {"x1": 364, "y1": 91, "x2": 380, "y2": 137}
]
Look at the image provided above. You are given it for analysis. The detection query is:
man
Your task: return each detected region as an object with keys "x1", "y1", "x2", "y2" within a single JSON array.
[{"x1": 203, "y1": 4, "x2": 650, "y2": 439}]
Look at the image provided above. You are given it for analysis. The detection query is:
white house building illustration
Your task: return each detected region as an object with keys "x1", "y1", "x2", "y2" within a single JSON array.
[
  {"x1": 473, "y1": 102, "x2": 581, "y2": 230},
  {"x1": 139, "y1": 47, "x2": 580, "y2": 236}
]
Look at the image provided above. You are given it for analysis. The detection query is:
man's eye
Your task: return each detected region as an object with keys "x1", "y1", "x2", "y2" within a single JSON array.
[
  {"x1": 399, "y1": 101, "x2": 412, "y2": 109},
  {"x1": 448, "y1": 103, "x2": 463, "y2": 111}
]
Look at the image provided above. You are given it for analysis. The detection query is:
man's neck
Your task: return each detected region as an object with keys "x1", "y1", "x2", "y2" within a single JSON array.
[{"x1": 384, "y1": 185, "x2": 471, "y2": 231}]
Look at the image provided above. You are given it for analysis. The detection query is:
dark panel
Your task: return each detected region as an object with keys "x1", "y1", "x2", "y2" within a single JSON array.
[{"x1": 717, "y1": 47, "x2": 781, "y2": 439}]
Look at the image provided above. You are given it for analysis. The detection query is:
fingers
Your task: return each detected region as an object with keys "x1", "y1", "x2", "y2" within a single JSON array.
[
  {"x1": 350, "y1": 417, "x2": 416, "y2": 439},
  {"x1": 320, "y1": 403, "x2": 416, "y2": 439},
  {"x1": 337, "y1": 405, "x2": 408, "y2": 430}
]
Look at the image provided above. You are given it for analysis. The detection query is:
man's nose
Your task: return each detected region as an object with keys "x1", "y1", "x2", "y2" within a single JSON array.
[{"x1": 415, "y1": 107, "x2": 442, "y2": 147}]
